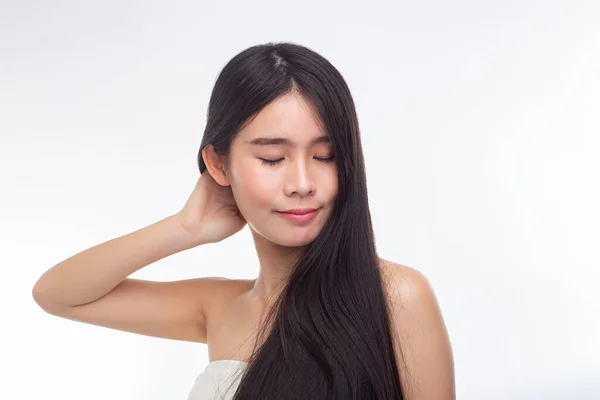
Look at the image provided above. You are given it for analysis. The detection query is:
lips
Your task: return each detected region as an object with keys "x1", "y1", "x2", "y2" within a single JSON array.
[
  {"x1": 278, "y1": 208, "x2": 318, "y2": 215},
  {"x1": 276, "y1": 208, "x2": 320, "y2": 223}
]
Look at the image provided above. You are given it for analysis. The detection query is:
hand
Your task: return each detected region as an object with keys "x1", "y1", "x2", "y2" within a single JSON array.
[{"x1": 175, "y1": 172, "x2": 247, "y2": 245}]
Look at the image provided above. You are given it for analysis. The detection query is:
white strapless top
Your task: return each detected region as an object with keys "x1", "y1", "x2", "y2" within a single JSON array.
[{"x1": 187, "y1": 360, "x2": 248, "y2": 400}]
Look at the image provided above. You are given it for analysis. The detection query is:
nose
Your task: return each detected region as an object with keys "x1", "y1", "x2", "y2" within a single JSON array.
[{"x1": 283, "y1": 157, "x2": 315, "y2": 197}]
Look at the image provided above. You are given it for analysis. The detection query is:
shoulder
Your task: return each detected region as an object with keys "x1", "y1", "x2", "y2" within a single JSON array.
[
  {"x1": 193, "y1": 276, "x2": 253, "y2": 298},
  {"x1": 378, "y1": 259, "x2": 442, "y2": 330},
  {"x1": 197, "y1": 276, "x2": 255, "y2": 317},
  {"x1": 378, "y1": 258, "x2": 456, "y2": 399},
  {"x1": 378, "y1": 258, "x2": 435, "y2": 307}
]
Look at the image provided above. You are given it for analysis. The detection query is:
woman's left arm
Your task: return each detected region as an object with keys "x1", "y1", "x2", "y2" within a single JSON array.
[{"x1": 387, "y1": 264, "x2": 456, "y2": 400}]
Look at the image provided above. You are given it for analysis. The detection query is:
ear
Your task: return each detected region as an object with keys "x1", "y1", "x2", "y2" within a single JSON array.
[{"x1": 201, "y1": 145, "x2": 231, "y2": 187}]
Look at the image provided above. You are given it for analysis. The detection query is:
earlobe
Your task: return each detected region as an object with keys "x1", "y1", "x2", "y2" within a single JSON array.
[{"x1": 202, "y1": 145, "x2": 231, "y2": 187}]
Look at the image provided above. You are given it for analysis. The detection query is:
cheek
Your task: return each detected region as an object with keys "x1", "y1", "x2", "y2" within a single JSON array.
[
  {"x1": 322, "y1": 167, "x2": 339, "y2": 200},
  {"x1": 231, "y1": 163, "x2": 278, "y2": 209}
]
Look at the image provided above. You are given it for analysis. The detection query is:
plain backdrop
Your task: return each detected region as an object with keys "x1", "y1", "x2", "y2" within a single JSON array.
[{"x1": 1, "y1": 1, "x2": 599, "y2": 399}]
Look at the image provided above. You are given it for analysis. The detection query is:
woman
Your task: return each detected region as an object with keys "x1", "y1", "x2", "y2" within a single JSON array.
[{"x1": 32, "y1": 41, "x2": 455, "y2": 399}]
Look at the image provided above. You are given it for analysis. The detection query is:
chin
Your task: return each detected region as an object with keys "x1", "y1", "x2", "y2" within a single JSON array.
[
  {"x1": 277, "y1": 236, "x2": 316, "y2": 248},
  {"x1": 251, "y1": 226, "x2": 319, "y2": 248}
]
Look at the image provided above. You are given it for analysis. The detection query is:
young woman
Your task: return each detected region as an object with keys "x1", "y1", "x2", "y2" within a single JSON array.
[{"x1": 32, "y1": 41, "x2": 455, "y2": 399}]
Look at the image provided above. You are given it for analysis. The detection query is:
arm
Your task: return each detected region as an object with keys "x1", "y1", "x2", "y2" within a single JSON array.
[
  {"x1": 32, "y1": 215, "x2": 199, "y2": 308},
  {"x1": 387, "y1": 264, "x2": 456, "y2": 399},
  {"x1": 31, "y1": 215, "x2": 216, "y2": 342}
]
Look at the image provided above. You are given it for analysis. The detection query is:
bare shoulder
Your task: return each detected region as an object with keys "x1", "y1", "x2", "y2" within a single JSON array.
[
  {"x1": 378, "y1": 257, "x2": 456, "y2": 399},
  {"x1": 199, "y1": 277, "x2": 255, "y2": 320},
  {"x1": 200, "y1": 276, "x2": 253, "y2": 303},
  {"x1": 378, "y1": 258, "x2": 434, "y2": 305},
  {"x1": 377, "y1": 257, "x2": 447, "y2": 341}
]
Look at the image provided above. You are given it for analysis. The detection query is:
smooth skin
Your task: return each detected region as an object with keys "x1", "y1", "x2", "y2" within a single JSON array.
[{"x1": 32, "y1": 92, "x2": 455, "y2": 399}]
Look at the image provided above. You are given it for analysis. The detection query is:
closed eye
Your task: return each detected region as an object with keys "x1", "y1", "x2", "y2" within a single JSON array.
[{"x1": 259, "y1": 157, "x2": 334, "y2": 166}]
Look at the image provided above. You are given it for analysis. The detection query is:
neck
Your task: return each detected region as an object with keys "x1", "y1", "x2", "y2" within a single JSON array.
[{"x1": 249, "y1": 229, "x2": 305, "y2": 302}]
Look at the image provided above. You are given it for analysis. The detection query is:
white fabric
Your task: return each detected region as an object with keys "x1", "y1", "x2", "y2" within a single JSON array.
[{"x1": 187, "y1": 360, "x2": 248, "y2": 400}]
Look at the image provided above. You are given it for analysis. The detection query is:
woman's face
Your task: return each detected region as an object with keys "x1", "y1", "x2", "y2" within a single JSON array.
[{"x1": 225, "y1": 92, "x2": 338, "y2": 247}]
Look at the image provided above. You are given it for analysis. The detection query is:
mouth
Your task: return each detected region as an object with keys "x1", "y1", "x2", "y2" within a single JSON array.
[
  {"x1": 275, "y1": 208, "x2": 320, "y2": 222},
  {"x1": 277, "y1": 208, "x2": 319, "y2": 215}
]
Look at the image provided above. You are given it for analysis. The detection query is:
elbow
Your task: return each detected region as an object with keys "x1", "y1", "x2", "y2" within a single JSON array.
[
  {"x1": 32, "y1": 281, "x2": 60, "y2": 314},
  {"x1": 32, "y1": 282, "x2": 49, "y2": 310}
]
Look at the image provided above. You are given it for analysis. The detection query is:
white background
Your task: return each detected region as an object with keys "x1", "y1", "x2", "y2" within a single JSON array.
[{"x1": 1, "y1": 1, "x2": 599, "y2": 399}]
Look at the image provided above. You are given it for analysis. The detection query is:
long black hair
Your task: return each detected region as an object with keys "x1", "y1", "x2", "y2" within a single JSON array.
[{"x1": 197, "y1": 41, "x2": 407, "y2": 399}]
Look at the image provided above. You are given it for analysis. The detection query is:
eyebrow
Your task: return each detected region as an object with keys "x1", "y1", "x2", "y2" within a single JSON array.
[{"x1": 246, "y1": 135, "x2": 331, "y2": 147}]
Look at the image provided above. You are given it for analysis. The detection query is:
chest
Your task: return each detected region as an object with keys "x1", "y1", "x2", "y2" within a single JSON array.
[{"x1": 204, "y1": 259, "x2": 396, "y2": 362}]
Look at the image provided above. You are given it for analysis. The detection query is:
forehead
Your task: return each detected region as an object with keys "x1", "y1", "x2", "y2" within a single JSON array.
[{"x1": 236, "y1": 92, "x2": 329, "y2": 147}]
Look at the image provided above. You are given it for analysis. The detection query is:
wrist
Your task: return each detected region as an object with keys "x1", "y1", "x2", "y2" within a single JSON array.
[{"x1": 162, "y1": 214, "x2": 206, "y2": 251}]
